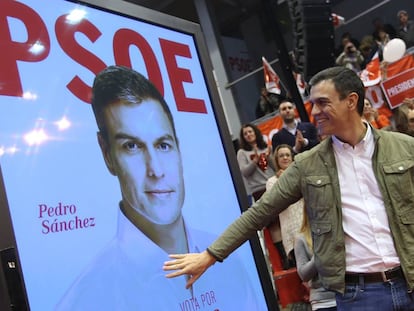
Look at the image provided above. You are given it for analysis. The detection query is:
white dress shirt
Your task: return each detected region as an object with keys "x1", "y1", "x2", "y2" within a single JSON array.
[{"x1": 332, "y1": 124, "x2": 400, "y2": 273}]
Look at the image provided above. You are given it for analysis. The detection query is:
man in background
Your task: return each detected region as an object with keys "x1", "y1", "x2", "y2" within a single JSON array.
[
  {"x1": 397, "y1": 10, "x2": 414, "y2": 48},
  {"x1": 271, "y1": 99, "x2": 319, "y2": 153}
]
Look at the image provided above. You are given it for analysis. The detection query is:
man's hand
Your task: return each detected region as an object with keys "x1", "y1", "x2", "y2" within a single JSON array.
[
  {"x1": 294, "y1": 130, "x2": 305, "y2": 151},
  {"x1": 163, "y1": 250, "x2": 217, "y2": 289}
]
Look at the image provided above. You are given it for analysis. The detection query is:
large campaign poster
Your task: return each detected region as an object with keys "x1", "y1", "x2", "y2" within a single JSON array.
[{"x1": 0, "y1": 0, "x2": 275, "y2": 310}]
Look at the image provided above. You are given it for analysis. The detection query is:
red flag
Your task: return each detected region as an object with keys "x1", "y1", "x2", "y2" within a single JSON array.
[
  {"x1": 262, "y1": 56, "x2": 281, "y2": 94},
  {"x1": 359, "y1": 52, "x2": 381, "y2": 87},
  {"x1": 331, "y1": 13, "x2": 345, "y2": 28},
  {"x1": 294, "y1": 72, "x2": 306, "y2": 96}
]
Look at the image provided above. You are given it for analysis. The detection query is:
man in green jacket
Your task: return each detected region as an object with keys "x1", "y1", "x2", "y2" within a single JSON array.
[{"x1": 164, "y1": 66, "x2": 414, "y2": 310}]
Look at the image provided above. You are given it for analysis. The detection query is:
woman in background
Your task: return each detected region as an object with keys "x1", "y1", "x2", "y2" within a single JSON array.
[
  {"x1": 237, "y1": 123, "x2": 274, "y2": 202},
  {"x1": 266, "y1": 144, "x2": 303, "y2": 268},
  {"x1": 362, "y1": 98, "x2": 390, "y2": 129}
]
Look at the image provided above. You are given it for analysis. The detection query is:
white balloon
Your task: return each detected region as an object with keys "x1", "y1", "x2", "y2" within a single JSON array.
[{"x1": 383, "y1": 38, "x2": 406, "y2": 63}]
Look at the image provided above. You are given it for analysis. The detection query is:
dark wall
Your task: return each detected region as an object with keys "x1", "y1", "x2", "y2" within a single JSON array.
[
  {"x1": 0, "y1": 268, "x2": 11, "y2": 311},
  {"x1": 0, "y1": 189, "x2": 14, "y2": 311},
  {"x1": 0, "y1": 167, "x2": 25, "y2": 311}
]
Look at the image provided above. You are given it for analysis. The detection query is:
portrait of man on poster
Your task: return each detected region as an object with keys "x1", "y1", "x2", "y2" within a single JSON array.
[{"x1": 56, "y1": 66, "x2": 259, "y2": 310}]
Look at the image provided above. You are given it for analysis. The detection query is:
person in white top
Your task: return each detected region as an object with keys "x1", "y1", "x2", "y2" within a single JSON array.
[{"x1": 266, "y1": 144, "x2": 303, "y2": 269}]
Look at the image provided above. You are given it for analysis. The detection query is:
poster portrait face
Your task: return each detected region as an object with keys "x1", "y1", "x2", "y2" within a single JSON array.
[{"x1": 98, "y1": 99, "x2": 185, "y2": 225}]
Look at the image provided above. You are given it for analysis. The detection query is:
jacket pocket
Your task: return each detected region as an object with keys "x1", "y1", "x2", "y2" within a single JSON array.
[
  {"x1": 383, "y1": 159, "x2": 414, "y2": 174},
  {"x1": 311, "y1": 222, "x2": 332, "y2": 255},
  {"x1": 304, "y1": 175, "x2": 334, "y2": 215},
  {"x1": 311, "y1": 222, "x2": 332, "y2": 235},
  {"x1": 398, "y1": 210, "x2": 414, "y2": 249},
  {"x1": 400, "y1": 210, "x2": 414, "y2": 225},
  {"x1": 382, "y1": 159, "x2": 414, "y2": 212}
]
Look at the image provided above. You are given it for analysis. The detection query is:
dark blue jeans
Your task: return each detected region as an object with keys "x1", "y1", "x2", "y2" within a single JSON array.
[{"x1": 336, "y1": 278, "x2": 414, "y2": 310}]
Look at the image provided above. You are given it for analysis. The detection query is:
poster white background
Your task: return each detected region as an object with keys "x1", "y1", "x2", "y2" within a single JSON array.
[{"x1": 0, "y1": 0, "x2": 269, "y2": 310}]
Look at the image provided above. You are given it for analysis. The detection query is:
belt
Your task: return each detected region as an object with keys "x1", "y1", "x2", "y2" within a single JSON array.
[{"x1": 345, "y1": 266, "x2": 404, "y2": 284}]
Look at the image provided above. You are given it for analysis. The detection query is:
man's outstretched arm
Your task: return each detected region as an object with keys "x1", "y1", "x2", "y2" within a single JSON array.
[
  {"x1": 163, "y1": 250, "x2": 217, "y2": 289},
  {"x1": 163, "y1": 165, "x2": 302, "y2": 288}
]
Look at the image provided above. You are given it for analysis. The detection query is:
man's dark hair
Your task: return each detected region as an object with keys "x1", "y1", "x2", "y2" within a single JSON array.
[
  {"x1": 91, "y1": 65, "x2": 178, "y2": 143},
  {"x1": 278, "y1": 98, "x2": 295, "y2": 107},
  {"x1": 239, "y1": 123, "x2": 268, "y2": 151},
  {"x1": 308, "y1": 67, "x2": 365, "y2": 115}
]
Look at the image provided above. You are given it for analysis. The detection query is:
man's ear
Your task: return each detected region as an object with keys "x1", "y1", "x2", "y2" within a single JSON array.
[
  {"x1": 97, "y1": 132, "x2": 116, "y2": 176},
  {"x1": 347, "y1": 92, "x2": 359, "y2": 111}
]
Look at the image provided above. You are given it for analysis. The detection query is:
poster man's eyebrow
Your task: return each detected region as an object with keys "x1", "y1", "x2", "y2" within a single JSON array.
[
  {"x1": 114, "y1": 132, "x2": 138, "y2": 141},
  {"x1": 154, "y1": 134, "x2": 176, "y2": 144},
  {"x1": 113, "y1": 132, "x2": 176, "y2": 144}
]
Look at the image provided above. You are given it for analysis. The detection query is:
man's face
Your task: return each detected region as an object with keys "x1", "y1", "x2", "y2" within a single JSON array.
[
  {"x1": 310, "y1": 80, "x2": 351, "y2": 137},
  {"x1": 279, "y1": 102, "x2": 295, "y2": 123},
  {"x1": 98, "y1": 99, "x2": 184, "y2": 225},
  {"x1": 399, "y1": 12, "x2": 408, "y2": 24}
]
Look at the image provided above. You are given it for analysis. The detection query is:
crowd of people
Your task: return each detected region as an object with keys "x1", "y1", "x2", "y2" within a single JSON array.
[
  {"x1": 333, "y1": 9, "x2": 414, "y2": 137},
  {"x1": 336, "y1": 9, "x2": 414, "y2": 66},
  {"x1": 257, "y1": 9, "x2": 414, "y2": 141}
]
